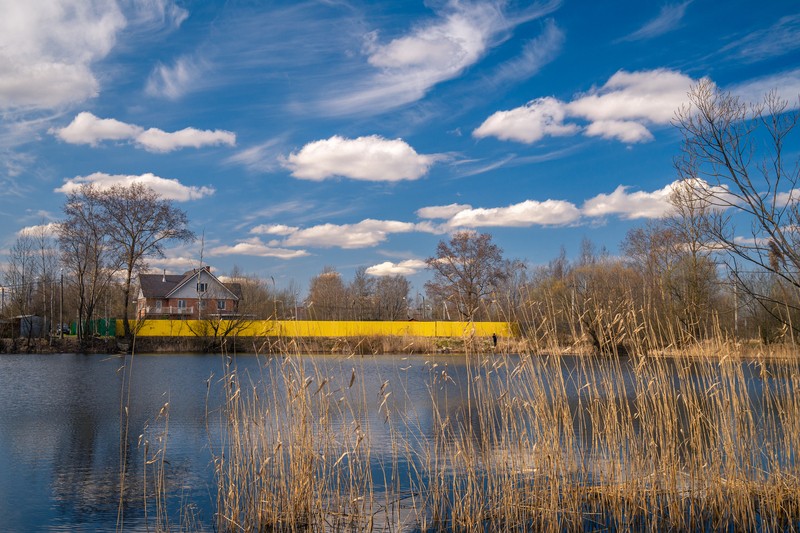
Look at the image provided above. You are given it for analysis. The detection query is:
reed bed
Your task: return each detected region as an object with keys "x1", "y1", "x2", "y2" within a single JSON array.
[{"x1": 204, "y1": 301, "x2": 800, "y2": 532}]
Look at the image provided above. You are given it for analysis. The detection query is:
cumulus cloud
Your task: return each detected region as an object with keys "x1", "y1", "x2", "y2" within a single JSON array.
[
  {"x1": 53, "y1": 112, "x2": 236, "y2": 152},
  {"x1": 474, "y1": 68, "x2": 698, "y2": 145},
  {"x1": 416, "y1": 203, "x2": 473, "y2": 219},
  {"x1": 250, "y1": 224, "x2": 300, "y2": 236},
  {"x1": 366, "y1": 259, "x2": 428, "y2": 277},
  {"x1": 473, "y1": 97, "x2": 579, "y2": 144},
  {"x1": 54, "y1": 112, "x2": 143, "y2": 145},
  {"x1": 619, "y1": 1, "x2": 692, "y2": 42},
  {"x1": 55, "y1": 172, "x2": 215, "y2": 201},
  {"x1": 566, "y1": 69, "x2": 696, "y2": 124},
  {"x1": 209, "y1": 239, "x2": 309, "y2": 259},
  {"x1": 448, "y1": 199, "x2": 581, "y2": 227},
  {"x1": 17, "y1": 222, "x2": 62, "y2": 238},
  {"x1": 584, "y1": 120, "x2": 654, "y2": 143},
  {"x1": 283, "y1": 135, "x2": 437, "y2": 181},
  {"x1": 282, "y1": 220, "x2": 424, "y2": 249},
  {"x1": 253, "y1": 219, "x2": 437, "y2": 250},
  {"x1": 322, "y1": 0, "x2": 561, "y2": 115},
  {"x1": 136, "y1": 126, "x2": 236, "y2": 152},
  {"x1": 0, "y1": 1, "x2": 126, "y2": 110},
  {"x1": 581, "y1": 184, "x2": 674, "y2": 219}
]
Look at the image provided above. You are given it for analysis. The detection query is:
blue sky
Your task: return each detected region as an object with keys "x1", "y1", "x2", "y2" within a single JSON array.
[{"x1": 1, "y1": 0, "x2": 799, "y2": 292}]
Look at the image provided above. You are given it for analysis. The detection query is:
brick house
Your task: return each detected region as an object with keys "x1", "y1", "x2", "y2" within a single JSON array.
[{"x1": 136, "y1": 266, "x2": 241, "y2": 319}]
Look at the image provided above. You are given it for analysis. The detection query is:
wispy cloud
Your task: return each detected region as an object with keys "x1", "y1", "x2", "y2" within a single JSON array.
[
  {"x1": 728, "y1": 68, "x2": 800, "y2": 109},
  {"x1": 720, "y1": 14, "x2": 800, "y2": 63},
  {"x1": 319, "y1": 0, "x2": 561, "y2": 115},
  {"x1": 618, "y1": 1, "x2": 692, "y2": 42},
  {"x1": 145, "y1": 55, "x2": 208, "y2": 100},
  {"x1": 489, "y1": 19, "x2": 564, "y2": 86},
  {"x1": 55, "y1": 172, "x2": 215, "y2": 201}
]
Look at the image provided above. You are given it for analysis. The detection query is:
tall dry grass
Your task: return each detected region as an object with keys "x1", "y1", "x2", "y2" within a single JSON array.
[{"x1": 205, "y1": 298, "x2": 800, "y2": 531}]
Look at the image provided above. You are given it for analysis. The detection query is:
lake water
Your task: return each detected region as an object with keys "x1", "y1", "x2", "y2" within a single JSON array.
[
  {"x1": 0, "y1": 352, "x2": 471, "y2": 532},
  {"x1": 0, "y1": 352, "x2": 796, "y2": 531}
]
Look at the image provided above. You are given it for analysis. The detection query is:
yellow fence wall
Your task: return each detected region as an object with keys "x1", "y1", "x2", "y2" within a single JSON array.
[{"x1": 120, "y1": 319, "x2": 518, "y2": 338}]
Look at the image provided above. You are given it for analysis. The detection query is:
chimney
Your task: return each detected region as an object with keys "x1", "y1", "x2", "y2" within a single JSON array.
[{"x1": 162, "y1": 269, "x2": 166, "y2": 282}]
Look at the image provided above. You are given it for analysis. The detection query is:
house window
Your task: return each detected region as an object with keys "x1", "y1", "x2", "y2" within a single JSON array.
[
  {"x1": 217, "y1": 300, "x2": 226, "y2": 310},
  {"x1": 177, "y1": 300, "x2": 186, "y2": 309},
  {"x1": 197, "y1": 283, "x2": 208, "y2": 293},
  {"x1": 155, "y1": 300, "x2": 162, "y2": 310},
  {"x1": 199, "y1": 300, "x2": 206, "y2": 310}
]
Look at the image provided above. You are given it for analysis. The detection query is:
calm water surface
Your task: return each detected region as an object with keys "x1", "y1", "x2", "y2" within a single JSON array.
[
  {"x1": 0, "y1": 352, "x2": 790, "y2": 531},
  {"x1": 0, "y1": 352, "x2": 468, "y2": 532}
]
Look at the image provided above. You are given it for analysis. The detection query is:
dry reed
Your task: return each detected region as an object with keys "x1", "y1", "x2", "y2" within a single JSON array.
[{"x1": 149, "y1": 297, "x2": 800, "y2": 531}]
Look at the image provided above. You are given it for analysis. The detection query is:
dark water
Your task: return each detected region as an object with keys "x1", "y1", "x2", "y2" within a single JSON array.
[{"x1": 0, "y1": 352, "x2": 794, "y2": 531}]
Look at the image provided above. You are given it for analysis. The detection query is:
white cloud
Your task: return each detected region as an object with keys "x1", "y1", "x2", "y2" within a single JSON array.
[
  {"x1": 581, "y1": 183, "x2": 675, "y2": 219},
  {"x1": 254, "y1": 219, "x2": 439, "y2": 250},
  {"x1": 721, "y1": 14, "x2": 800, "y2": 63},
  {"x1": 491, "y1": 19, "x2": 564, "y2": 85},
  {"x1": 729, "y1": 68, "x2": 800, "y2": 109},
  {"x1": 584, "y1": 120, "x2": 654, "y2": 143},
  {"x1": 282, "y1": 219, "x2": 425, "y2": 249},
  {"x1": 124, "y1": 0, "x2": 188, "y2": 33},
  {"x1": 136, "y1": 126, "x2": 236, "y2": 152},
  {"x1": 567, "y1": 69, "x2": 696, "y2": 125},
  {"x1": 146, "y1": 55, "x2": 206, "y2": 100},
  {"x1": 250, "y1": 224, "x2": 301, "y2": 236},
  {"x1": 53, "y1": 112, "x2": 236, "y2": 152},
  {"x1": 209, "y1": 239, "x2": 309, "y2": 259},
  {"x1": 620, "y1": 1, "x2": 692, "y2": 41},
  {"x1": 227, "y1": 137, "x2": 286, "y2": 173},
  {"x1": 0, "y1": 1, "x2": 126, "y2": 110},
  {"x1": 416, "y1": 203, "x2": 473, "y2": 219},
  {"x1": 448, "y1": 199, "x2": 581, "y2": 227},
  {"x1": 17, "y1": 222, "x2": 62, "y2": 238},
  {"x1": 322, "y1": 1, "x2": 560, "y2": 115},
  {"x1": 53, "y1": 112, "x2": 143, "y2": 145},
  {"x1": 283, "y1": 135, "x2": 437, "y2": 182},
  {"x1": 475, "y1": 69, "x2": 698, "y2": 145},
  {"x1": 473, "y1": 97, "x2": 579, "y2": 144},
  {"x1": 366, "y1": 259, "x2": 427, "y2": 277},
  {"x1": 55, "y1": 172, "x2": 215, "y2": 201}
]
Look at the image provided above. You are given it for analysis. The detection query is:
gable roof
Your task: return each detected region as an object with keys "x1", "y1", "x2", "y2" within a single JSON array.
[{"x1": 139, "y1": 266, "x2": 240, "y2": 300}]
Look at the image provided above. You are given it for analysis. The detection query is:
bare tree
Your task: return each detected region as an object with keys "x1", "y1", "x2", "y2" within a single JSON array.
[
  {"x1": 58, "y1": 185, "x2": 120, "y2": 346},
  {"x1": 374, "y1": 275, "x2": 410, "y2": 320},
  {"x1": 99, "y1": 183, "x2": 195, "y2": 339},
  {"x1": 348, "y1": 267, "x2": 375, "y2": 320},
  {"x1": 675, "y1": 80, "x2": 800, "y2": 333},
  {"x1": 306, "y1": 266, "x2": 347, "y2": 320},
  {"x1": 3, "y1": 234, "x2": 38, "y2": 323},
  {"x1": 425, "y1": 231, "x2": 508, "y2": 321}
]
